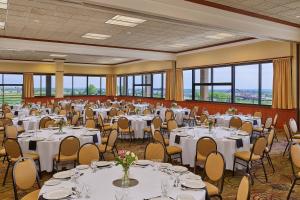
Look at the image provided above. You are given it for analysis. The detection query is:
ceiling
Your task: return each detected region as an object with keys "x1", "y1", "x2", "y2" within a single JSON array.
[{"x1": 205, "y1": 0, "x2": 300, "y2": 25}]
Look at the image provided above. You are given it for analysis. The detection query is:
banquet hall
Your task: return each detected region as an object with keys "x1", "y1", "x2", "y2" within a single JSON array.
[{"x1": 0, "y1": 0, "x2": 300, "y2": 199}]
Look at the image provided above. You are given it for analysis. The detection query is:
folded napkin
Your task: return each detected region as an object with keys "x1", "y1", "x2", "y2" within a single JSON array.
[
  {"x1": 185, "y1": 111, "x2": 189, "y2": 115},
  {"x1": 38, "y1": 195, "x2": 45, "y2": 200},
  {"x1": 253, "y1": 120, "x2": 258, "y2": 125},
  {"x1": 17, "y1": 120, "x2": 23, "y2": 126},
  {"x1": 156, "y1": 110, "x2": 160, "y2": 115},
  {"x1": 146, "y1": 120, "x2": 151, "y2": 126},
  {"x1": 89, "y1": 134, "x2": 98, "y2": 143},
  {"x1": 175, "y1": 135, "x2": 181, "y2": 144},
  {"x1": 93, "y1": 111, "x2": 96, "y2": 116},
  {"x1": 29, "y1": 140, "x2": 37, "y2": 151},
  {"x1": 236, "y1": 138, "x2": 243, "y2": 148},
  {"x1": 46, "y1": 110, "x2": 49, "y2": 114},
  {"x1": 14, "y1": 111, "x2": 19, "y2": 116},
  {"x1": 204, "y1": 187, "x2": 211, "y2": 200}
]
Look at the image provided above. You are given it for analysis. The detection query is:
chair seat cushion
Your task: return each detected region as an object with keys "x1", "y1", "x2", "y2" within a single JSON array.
[
  {"x1": 54, "y1": 154, "x2": 77, "y2": 162},
  {"x1": 161, "y1": 124, "x2": 167, "y2": 129},
  {"x1": 143, "y1": 127, "x2": 151, "y2": 132},
  {"x1": 103, "y1": 125, "x2": 111, "y2": 131},
  {"x1": 196, "y1": 153, "x2": 206, "y2": 162},
  {"x1": 21, "y1": 189, "x2": 40, "y2": 200},
  {"x1": 119, "y1": 128, "x2": 133, "y2": 133},
  {"x1": 166, "y1": 146, "x2": 182, "y2": 155},
  {"x1": 234, "y1": 151, "x2": 260, "y2": 161},
  {"x1": 98, "y1": 144, "x2": 112, "y2": 153},
  {"x1": 204, "y1": 181, "x2": 219, "y2": 196},
  {"x1": 102, "y1": 137, "x2": 108, "y2": 143}
]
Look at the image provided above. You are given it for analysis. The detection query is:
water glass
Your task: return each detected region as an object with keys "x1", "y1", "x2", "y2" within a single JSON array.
[
  {"x1": 114, "y1": 189, "x2": 127, "y2": 200},
  {"x1": 161, "y1": 178, "x2": 170, "y2": 197},
  {"x1": 90, "y1": 160, "x2": 97, "y2": 173}
]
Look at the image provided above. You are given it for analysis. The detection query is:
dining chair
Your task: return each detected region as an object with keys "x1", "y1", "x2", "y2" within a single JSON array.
[
  {"x1": 240, "y1": 122, "x2": 253, "y2": 135},
  {"x1": 107, "y1": 108, "x2": 118, "y2": 121},
  {"x1": 143, "y1": 109, "x2": 152, "y2": 115},
  {"x1": 167, "y1": 119, "x2": 178, "y2": 133},
  {"x1": 194, "y1": 137, "x2": 217, "y2": 173},
  {"x1": 236, "y1": 174, "x2": 251, "y2": 200},
  {"x1": 229, "y1": 117, "x2": 242, "y2": 129},
  {"x1": 203, "y1": 151, "x2": 225, "y2": 199},
  {"x1": 153, "y1": 130, "x2": 182, "y2": 164},
  {"x1": 29, "y1": 108, "x2": 38, "y2": 116},
  {"x1": 5, "y1": 125, "x2": 18, "y2": 139},
  {"x1": 233, "y1": 136, "x2": 268, "y2": 184},
  {"x1": 183, "y1": 107, "x2": 197, "y2": 126},
  {"x1": 144, "y1": 142, "x2": 165, "y2": 162},
  {"x1": 53, "y1": 136, "x2": 80, "y2": 172},
  {"x1": 3, "y1": 139, "x2": 41, "y2": 186},
  {"x1": 253, "y1": 117, "x2": 272, "y2": 135},
  {"x1": 271, "y1": 113, "x2": 279, "y2": 141},
  {"x1": 253, "y1": 111, "x2": 262, "y2": 118},
  {"x1": 39, "y1": 116, "x2": 51, "y2": 129},
  {"x1": 44, "y1": 120, "x2": 55, "y2": 128},
  {"x1": 195, "y1": 114, "x2": 208, "y2": 126},
  {"x1": 264, "y1": 129, "x2": 275, "y2": 173},
  {"x1": 85, "y1": 108, "x2": 94, "y2": 120},
  {"x1": 59, "y1": 109, "x2": 67, "y2": 116},
  {"x1": 85, "y1": 119, "x2": 96, "y2": 128},
  {"x1": 98, "y1": 130, "x2": 118, "y2": 159},
  {"x1": 117, "y1": 110, "x2": 125, "y2": 116},
  {"x1": 12, "y1": 157, "x2": 41, "y2": 200},
  {"x1": 71, "y1": 114, "x2": 79, "y2": 126},
  {"x1": 288, "y1": 118, "x2": 300, "y2": 139},
  {"x1": 283, "y1": 124, "x2": 300, "y2": 156},
  {"x1": 98, "y1": 115, "x2": 112, "y2": 144},
  {"x1": 161, "y1": 109, "x2": 175, "y2": 130},
  {"x1": 117, "y1": 117, "x2": 134, "y2": 142},
  {"x1": 77, "y1": 143, "x2": 100, "y2": 165},
  {"x1": 287, "y1": 144, "x2": 300, "y2": 199},
  {"x1": 5, "y1": 112, "x2": 14, "y2": 119}
]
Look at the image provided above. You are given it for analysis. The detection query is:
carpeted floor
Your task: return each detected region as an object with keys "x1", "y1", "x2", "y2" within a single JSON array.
[{"x1": 1, "y1": 132, "x2": 299, "y2": 200}]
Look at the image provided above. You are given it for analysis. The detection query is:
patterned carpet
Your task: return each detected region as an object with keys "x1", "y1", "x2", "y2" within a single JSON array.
[{"x1": 1, "y1": 132, "x2": 300, "y2": 200}]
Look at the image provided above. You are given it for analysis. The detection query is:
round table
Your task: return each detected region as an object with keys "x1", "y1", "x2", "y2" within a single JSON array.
[
  {"x1": 39, "y1": 164, "x2": 207, "y2": 200},
  {"x1": 213, "y1": 114, "x2": 261, "y2": 128},
  {"x1": 157, "y1": 108, "x2": 190, "y2": 126},
  {"x1": 18, "y1": 127, "x2": 101, "y2": 172},
  {"x1": 169, "y1": 126, "x2": 250, "y2": 170}
]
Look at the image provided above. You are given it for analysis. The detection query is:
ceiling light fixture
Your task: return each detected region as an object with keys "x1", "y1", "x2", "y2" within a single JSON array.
[
  {"x1": 0, "y1": 0, "x2": 7, "y2": 9},
  {"x1": 49, "y1": 54, "x2": 67, "y2": 58},
  {"x1": 205, "y1": 33, "x2": 235, "y2": 40},
  {"x1": 82, "y1": 33, "x2": 111, "y2": 40},
  {"x1": 168, "y1": 43, "x2": 188, "y2": 48},
  {"x1": 105, "y1": 15, "x2": 146, "y2": 27}
]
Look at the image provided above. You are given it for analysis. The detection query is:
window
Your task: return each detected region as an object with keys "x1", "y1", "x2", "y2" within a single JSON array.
[
  {"x1": 63, "y1": 75, "x2": 106, "y2": 96},
  {"x1": 183, "y1": 61, "x2": 273, "y2": 105},
  {"x1": 33, "y1": 74, "x2": 56, "y2": 97},
  {"x1": 0, "y1": 74, "x2": 23, "y2": 105},
  {"x1": 116, "y1": 72, "x2": 165, "y2": 98},
  {"x1": 51, "y1": 75, "x2": 56, "y2": 96}
]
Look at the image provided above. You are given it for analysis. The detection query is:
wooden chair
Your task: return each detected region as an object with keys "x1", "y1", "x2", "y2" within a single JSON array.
[
  {"x1": 44, "y1": 120, "x2": 55, "y2": 128},
  {"x1": 161, "y1": 109, "x2": 175, "y2": 130},
  {"x1": 12, "y1": 158, "x2": 41, "y2": 200},
  {"x1": 229, "y1": 117, "x2": 242, "y2": 129},
  {"x1": 194, "y1": 137, "x2": 217, "y2": 173},
  {"x1": 167, "y1": 119, "x2": 178, "y2": 133},
  {"x1": 107, "y1": 108, "x2": 118, "y2": 121},
  {"x1": 53, "y1": 136, "x2": 80, "y2": 172},
  {"x1": 236, "y1": 174, "x2": 251, "y2": 200},
  {"x1": 287, "y1": 144, "x2": 300, "y2": 199},
  {"x1": 39, "y1": 116, "x2": 51, "y2": 129},
  {"x1": 253, "y1": 111, "x2": 262, "y2": 118},
  {"x1": 240, "y1": 122, "x2": 253, "y2": 135},
  {"x1": 153, "y1": 130, "x2": 182, "y2": 164},
  {"x1": 59, "y1": 109, "x2": 67, "y2": 116},
  {"x1": 253, "y1": 117, "x2": 272, "y2": 135},
  {"x1": 85, "y1": 119, "x2": 96, "y2": 128},
  {"x1": 144, "y1": 142, "x2": 165, "y2": 162},
  {"x1": 289, "y1": 118, "x2": 300, "y2": 139},
  {"x1": 5, "y1": 125, "x2": 18, "y2": 139},
  {"x1": 98, "y1": 130, "x2": 118, "y2": 159},
  {"x1": 203, "y1": 152, "x2": 225, "y2": 199},
  {"x1": 3, "y1": 139, "x2": 40, "y2": 186},
  {"x1": 71, "y1": 114, "x2": 79, "y2": 126},
  {"x1": 98, "y1": 114, "x2": 112, "y2": 144},
  {"x1": 143, "y1": 109, "x2": 152, "y2": 115},
  {"x1": 77, "y1": 143, "x2": 100, "y2": 165},
  {"x1": 85, "y1": 108, "x2": 94, "y2": 120},
  {"x1": 117, "y1": 117, "x2": 134, "y2": 142},
  {"x1": 233, "y1": 137, "x2": 268, "y2": 184},
  {"x1": 196, "y1": 114, "x2": 208, "y2": 125}
]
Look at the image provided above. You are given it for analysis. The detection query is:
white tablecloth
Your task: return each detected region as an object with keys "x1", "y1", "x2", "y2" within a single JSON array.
[
  {"x1": 39, "y1": 165, "x2": 206, "y2": 200},
  {"x1": 170, "y1": 126, "x2": 250, "y2": 170},
  {"x1": 157, "y1": 108, "x2": 190, "y2": 125},
  {"x1": 18, "y1": 127, "x2": 101, "y2": 172},
  {"x1": 133, "y1": 103, "x2": 149, "y2": 112},
  {"x1": 213, "y1": 114, "x2": 261, "y2": 128}
]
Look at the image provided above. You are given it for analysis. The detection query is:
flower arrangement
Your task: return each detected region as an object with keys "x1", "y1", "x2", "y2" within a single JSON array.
[
  {"x1": 135, "y1": 108, "x2": 141, "y2": 114},
  {"x1": 56, "y1": 118, "x2": 66, "y2": 133},
  {"x1": 115, "y1": 150, "x2": 138, "y2": 187},
  {"x1": 227, "y1": 107, "x2": 237, "y2": 115},
  {"x1": 171, "y1": 102, "x2": 178, "y2": 108},
  {"x1": 207, "y1": 119, "x2": 214, "y2": 132}
]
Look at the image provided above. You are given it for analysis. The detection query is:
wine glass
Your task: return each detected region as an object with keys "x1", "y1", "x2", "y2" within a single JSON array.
[{"x1": 90, "y1": 160, "x2": 97, "y2": 173}]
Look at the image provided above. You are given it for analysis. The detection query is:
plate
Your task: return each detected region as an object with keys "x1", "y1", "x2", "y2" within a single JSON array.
[
  {"x1": 181, "y1": 179, "x2": 206, "y2": 189},
  {"x1": 43, "y1": 188, "x2": 72, "y2": 199},
  {"x1": 181, "y1": 173, "x2": 202, "y2": 181},
  {"x1": 159, "y1": 163, "x2": 172, "y2": 169},
  {"x1": 28, "y1": 130, "x2": 35, "y2": 133},
  {"x1": 71, "y1": 126, "x2": 81, "y2": 129},
  {"x1": 53, "y1": 170, "x2": 74, "y2": 179},
  {"x1": 95, "y1": 161, "x2": 112, "y2": 167},
  {"x1": 176, "y1": 194, "x2": 196, "y2": 200},
  {"x1": 49, "y1": 127, "x2": 59, "y2": 130},
  {"x1": 226, "y1": 136, "x2": 241, "y2": 140},
  {"x1": 18, "y1": 134, "x2": 32, "y2": 138},
  {"x1": 30, "y1": 137, "x2": 45, "y2": 141},
  {"x1": 135, "y1": 160, "x2": 153, "y2": 166},
  {"x1": 76, "y1": 165, "x2": 89, "y2": 170},
  {"x1": 171, "y1": 166, "x2": 188, "y2": 173},
  {"x1": 44, "y1": 179, "x2": 61, "y2": 186},
  {"x1": 83, "y1": 132, "x2": 97, "y2": 136},
  {"x1": 87, "y1": 128, "x2": 98, "y2": 131}
]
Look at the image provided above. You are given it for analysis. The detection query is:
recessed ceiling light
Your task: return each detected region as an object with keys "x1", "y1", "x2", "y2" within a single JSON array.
[
  {"x1": 296, "y1": 16, "x2": 300, "y2": 18},
  {"x1": 112, "y1": 58, "x2": 125, "y2": 61},
  {"x1": 49, "y1": 54, "x2": 67, "y2": 58},
  {"x1": 218, "y1": 33, "x2": 235, "y2": 37},
  {"x1": 82, "y1": 33, "x2": 111, "y2": 40},
  {"x1": 168, "y1": 43, "x2": 188, "y2": 48},
  {"x1": 105, "y1": 15, "x2": 146, "y2": 27},
  {"x1": 205, "y1": 33, "x2": 235, "y2": 40},
  {"x1": 205, "y1": 35, "x2": 223, "y2": 39},
  {"x1": 0, "y1": 0, "x2": 7, "y2": 9},
  {"x1": 0, "y1": 21, "x2": 5, "y2": 29}
]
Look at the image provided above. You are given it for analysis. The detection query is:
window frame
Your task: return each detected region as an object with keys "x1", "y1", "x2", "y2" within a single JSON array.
[
  {"x1": 33, "y1": 73, "x2": 55, "y2": 97},
  {"x1": 0, "y1": 73, "x2": 23, "y2": 105}
]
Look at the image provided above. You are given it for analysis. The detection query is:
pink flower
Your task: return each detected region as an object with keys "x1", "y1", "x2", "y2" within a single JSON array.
[{"x1": 118, "y1": 150, "x2": 126, "y2": 158}]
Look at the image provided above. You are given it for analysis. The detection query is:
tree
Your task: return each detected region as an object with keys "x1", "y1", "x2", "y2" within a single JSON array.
[{"x1": 88, "y1": 84, "x2": 98, "y2": 95}]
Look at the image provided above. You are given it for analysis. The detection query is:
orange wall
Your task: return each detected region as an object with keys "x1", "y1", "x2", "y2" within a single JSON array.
[{"x1": 25, "y1": 96, "x2": 295, "y2": 128}]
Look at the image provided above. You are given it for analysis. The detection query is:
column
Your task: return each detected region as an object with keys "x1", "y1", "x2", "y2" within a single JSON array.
[{"x1": 55, "y1": 59, "x2": 64, "y2": 98}]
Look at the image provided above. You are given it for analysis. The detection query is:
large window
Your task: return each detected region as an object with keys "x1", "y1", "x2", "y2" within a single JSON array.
[
  {"x1": 0, "y1": 74, "x2": 23, "y2": 105},
  {"x1": 116, "y1": 72, "x2": 166, "y2": 98},
  {"x1": 63, "y1": 75, "x2": 106, "y2": 96},
  {"x1": 34, "y1": 74, "x2": 55, "y2": 97},
  {"x1": 183, "y1": 61, "x2": 273, "y2": 105}
]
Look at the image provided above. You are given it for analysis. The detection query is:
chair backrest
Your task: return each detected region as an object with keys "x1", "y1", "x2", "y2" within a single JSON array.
[
  {"x1": 106, "y1": 130, "x2": 118, "y2": 149},
  {"x1": 143, "y1": 109, "x2": 152, "y2": 115},
  {"x1": 59, "y1": 109, "x2": 67, "y2": 116},
  {"x1": 165, "y1": 109, "x2": 174, "y2": 121},
  {"x1": 71, "y1": 114, "x2": 79, "y2": 126},
  {"x1": 236, "y1": 174, "x2": 251, "y2": 200},
  {"x1": 77, "y1": 143, "x2": 100, "y2": 165},
  {"x1": 85, "y1": 108, "x2": 94, "y2": 119},
  {"x1": 109, "y1": 108, "x2": 118, "y2": 117},
  {"x1": 273, "y1": 113, "x2": 278, "y2": 127},
  {"x1": 39, "y1": 117, "x2": 51, "y2": 129},
  {"x1": 266, "y1": 129, "x2": 275, "y2": 151},
  {"x1": 45, "y1": 120, "x2": 55, "y2": 128},
  {"x1": 240, "y1": 122, "x2": 253, "y2": 135},
  {"x1": 204, "y1": 152, "x2": 225, "y2": 193},
  {"x1": 118, "y1": 117, "x2": 129, "y2": 130},
  {"x1": 167, "y1": 119, "x2": 178, "y2": 132},
  {"x1": 252, "y1": 137, "x2": 267, "y2": 158},
  {"x1": 85, "y1": 119, "x2": 96, "y2": 128},
  {"x1": 290, "y1": 144, "x2": 300, "y2": 176},
  {"x1": 117, "y1": 110, "x2": 125, "y2": 116},
  {"x1": 283, "y1": 124, "x2": 292, "y2": 141},
  {"x1": 153, "y1": 130, "x2": 165, "y2": 146},
  {"x1": 29, "y1": 108, "x2": 38, "y2": 116},
  {"x1": 196, "y1": 137, "x2": 217, "y2": 159},
  {"x1": 4, "y1": 138, "x2": 22, "y2": 159},
  {"x1": 197, "y1": 114, "x2": 208, "y2": 123},
  {"x1": 97, "y1": 114, "x2": 105, "y2": 127},
  {"x1": 253, "y1": 111, "x2": 262, "y2": 118},
  {"x1": 289, "y1": 118, "x2": 298, "y2": 133},
  {"x1": 229, "y1": 117, "x2": 242, "y2": 129},
  {"x1": 152, "y1": 116, "x2": 162, "y2": 130},
  {"x1": 264, "y1": 117, "x2": 273, "y2": 129},
  {"x1": 144, "y1": 142, "x2": 165, "y2": 162},
  {"x1": 5, "y1": 112, "x2": 14, "y2": 119},
  {"x1": 58, "y1": 136, "x2": 80, "y2": 160},
  {"x1": 5, "y1": 125, "x2": 18, "y2": 139},
  {"x1": 13, "y1": 158, "x2": 40, "y2": 192}
]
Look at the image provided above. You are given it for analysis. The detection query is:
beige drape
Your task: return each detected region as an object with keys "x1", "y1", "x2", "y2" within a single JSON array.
[
  {"x1": 23, "y1": 73, "x2": 34, "y2": 98},
  {"x1": 165, "y1": 69, "x2": 174, "y2": 100},
  {"x1": 106, "y1": 74, "x2": 117, "y2": 96},
  {"x1": 174, "y1": 69, "x2": 184, "y2": 101},
  {"x1": 272, "y1": 58, "x2": 295, "y2": 109}
]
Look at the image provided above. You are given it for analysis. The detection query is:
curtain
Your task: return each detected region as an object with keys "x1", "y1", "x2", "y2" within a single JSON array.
[
  {"x1": 106, "y1": 74, "x2": 116, "y2": 96},
  {"x1": 165, "y1": 69, "x2": 174, "y2": 100},
  {"x1": 23, "y1": 73, "x2": 34, "y2": 98},
  {"x1": 272, "y1": 58, "x2": 295, "y2": 109},
  {"x1": 175, "y1": 69, "x2": 184, "y2": 101}
]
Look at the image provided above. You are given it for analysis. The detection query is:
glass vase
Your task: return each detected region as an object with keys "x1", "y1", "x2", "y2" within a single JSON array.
[{"x1": 121, "y1": 168, "x2": 130, "y2": 188}]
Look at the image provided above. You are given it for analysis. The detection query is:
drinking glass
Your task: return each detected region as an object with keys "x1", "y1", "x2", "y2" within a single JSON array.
[
  {"x1": 115, "y1": 189, "x2": 126, "y2": 200},
  {"x1": 90, "y1": 160, "x2": 97, "y2": 173},
  {"x1": 161, "y1": 178, "x2": 170, "y2": 197}
]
